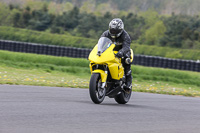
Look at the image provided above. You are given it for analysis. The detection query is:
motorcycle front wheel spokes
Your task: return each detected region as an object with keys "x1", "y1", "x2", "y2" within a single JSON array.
[{"x1": 89, "y1": 73, "x2": 106, "y2": 104}]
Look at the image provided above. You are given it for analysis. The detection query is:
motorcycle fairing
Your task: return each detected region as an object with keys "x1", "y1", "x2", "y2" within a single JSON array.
[{"x1": 89, "y1": 43, "x2": 124, "y2": 80}]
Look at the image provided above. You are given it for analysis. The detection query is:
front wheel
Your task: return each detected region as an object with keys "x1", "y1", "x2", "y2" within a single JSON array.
[
  {"x1": 114, "y1": 90, "x2": 132, "y2": 104},
  {"x1": 89, "y1": 73, "x2": 106, "y2": 104}
]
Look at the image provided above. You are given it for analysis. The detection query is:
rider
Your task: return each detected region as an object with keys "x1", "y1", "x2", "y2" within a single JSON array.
[{"x1": 101, "y1": 18, "x2": 132, "y2": 91}]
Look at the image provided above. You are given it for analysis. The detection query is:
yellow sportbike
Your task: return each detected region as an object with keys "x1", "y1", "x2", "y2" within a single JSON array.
[{"x1": 88, "y1": 37, "x2": 133, "y2": 104}]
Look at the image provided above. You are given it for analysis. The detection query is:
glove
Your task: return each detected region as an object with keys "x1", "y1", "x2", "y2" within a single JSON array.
[{"x1": 115, "y1": 50, "x2": 123, "y2": 58}]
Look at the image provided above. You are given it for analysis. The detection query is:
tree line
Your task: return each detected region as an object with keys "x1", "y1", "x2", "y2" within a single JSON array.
[
  {"x1": 0, "y1": 2, "x2": 200, "y2": 49},
  {"x1": 4, "y1": 0, "x2": 200, "y2": 15}
]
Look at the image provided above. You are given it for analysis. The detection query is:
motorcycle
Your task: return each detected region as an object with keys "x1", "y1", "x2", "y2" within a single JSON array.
[{"x1": 88, "y1": 37, "x2": 133, "y2": 104}]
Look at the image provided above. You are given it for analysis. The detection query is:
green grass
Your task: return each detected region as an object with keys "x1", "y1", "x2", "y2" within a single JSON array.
[
  {"x1": 0, "y1": 66, "x2": 90, "y2": 88},
  {"x1": 0, "y1": 50, "x2": 200, "y2": 97},
  {"x1": 1, "y1": 50, "x2": 199, "y2": 87},
  {"x1": 132, "y1": 65, "x2": 200, "y2": 87},
  {"x1": 0, "y1": 26, "x2": 96, "y2": 48},
  {"x1": 0, "y1": 65, "x2": 199, "y2": 97},
  {"x1": 0, "y1": 50, "x2": 89, "y2": 72},
  {"x1": 0, "y1": 26, "x2": 200, "y2": 60}
]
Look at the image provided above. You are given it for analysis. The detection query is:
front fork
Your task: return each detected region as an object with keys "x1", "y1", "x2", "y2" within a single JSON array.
[
  {"x1": 101, "y1": 70, "x2": 108, "y2": 88},
  {"x1": 90, "y1": 63, "x2": 108, "y2": 88},
  {"x1": 92, "y1": 69, "x2": 108, "y2": 88}
]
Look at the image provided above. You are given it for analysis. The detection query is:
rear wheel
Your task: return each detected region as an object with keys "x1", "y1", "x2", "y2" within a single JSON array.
[
  {"x1": 114, "y1": 90, "x2": 132, "y2": 104},
  {"x1": 89, "y1": 73, "x2": 106, "y2": 104}
]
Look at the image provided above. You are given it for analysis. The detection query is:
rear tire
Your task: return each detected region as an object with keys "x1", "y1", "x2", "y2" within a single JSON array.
[
  {"x1": 114, "y1": 90, "x2": 132, "y2": 104},
  {"x1": 89, "y1": 73, "x2": 106, "y2": 104}
]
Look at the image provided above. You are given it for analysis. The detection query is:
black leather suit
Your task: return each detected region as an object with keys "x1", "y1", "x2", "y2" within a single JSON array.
[{"x1": 101, "y1": 30, "x2": 132, "y2": 87}]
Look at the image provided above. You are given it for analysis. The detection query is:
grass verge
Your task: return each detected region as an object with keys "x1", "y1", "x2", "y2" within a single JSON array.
[
  {"x1": 0, "y1": 66, "x2": 90, "y2": 88},
  {"x1": 0, "y1": 50, "x2": 200, "y2": 97},
  {"x1": 0, "y1": 66, "x2": 199, "y2": 97}
]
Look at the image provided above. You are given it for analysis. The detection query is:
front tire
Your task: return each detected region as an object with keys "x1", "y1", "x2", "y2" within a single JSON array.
[
  {"x1": 89, "y1": 73, "x2": 106, "y2": 104},
  {"x1": 114, "y1": 90, "x2": 132, "y2": 104}
]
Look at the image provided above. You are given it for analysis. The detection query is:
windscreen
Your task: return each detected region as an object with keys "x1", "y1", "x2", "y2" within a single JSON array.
[{"x1": 97, "y1": 37, "x2": 112, "y2": 54}]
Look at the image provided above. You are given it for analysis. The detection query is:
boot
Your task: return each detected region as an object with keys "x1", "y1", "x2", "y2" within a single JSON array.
[
  {"x1": 122, "y1": 58, "x2": 132, "y2": 93},
  {"x1": 124, "y1": 71, "x2": 132, "y2": 93},
  {"x1": 126, "y1": 75, "x2": 132, "y2": 88}
]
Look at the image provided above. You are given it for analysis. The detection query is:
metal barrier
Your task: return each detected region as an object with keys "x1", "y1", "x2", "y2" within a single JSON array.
[{"x1": 0, "y1": 40, "x2": 199, "y2": 72}]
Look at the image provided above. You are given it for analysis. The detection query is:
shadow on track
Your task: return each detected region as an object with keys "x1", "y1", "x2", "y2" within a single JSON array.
[
  {"x1": 77, "y1": 100, "x2": 162, "y2": 110},
  {"x1": 101, "y1": 103, "x2": 161, "y2": 110}
]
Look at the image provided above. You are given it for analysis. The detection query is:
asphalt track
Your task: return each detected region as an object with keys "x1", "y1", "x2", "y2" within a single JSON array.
[{"x1": 0, "y1": 85, "x2": 200, "y2": 133}]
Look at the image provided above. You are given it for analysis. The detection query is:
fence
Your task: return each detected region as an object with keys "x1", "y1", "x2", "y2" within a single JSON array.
[{"x1": 0, "y1": 40, "x2": 199, "y2": 72}]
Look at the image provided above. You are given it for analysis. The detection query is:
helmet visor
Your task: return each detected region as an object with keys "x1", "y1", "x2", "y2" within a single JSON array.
[
  {"x1": 109, "y1": 28, "x2": 121, "y2": 35},
  {"x1": 109, "y1": 28, "x2": 123, "y2": 38}
]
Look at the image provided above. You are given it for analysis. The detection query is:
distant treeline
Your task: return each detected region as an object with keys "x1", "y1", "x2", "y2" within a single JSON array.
[
  {"x1": 0, "y1": 1, "x2": 200, "y2": 50},
  {"x1": 2, "y1": 0, "x2": 200, "y2": 15}
]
